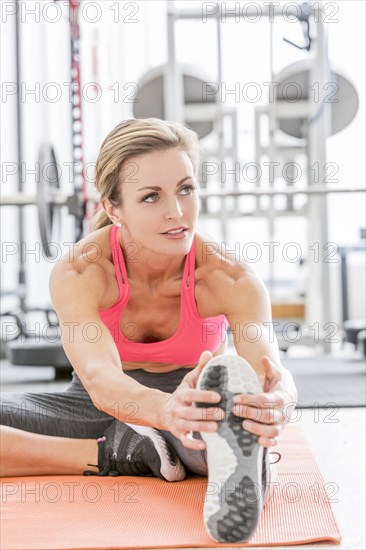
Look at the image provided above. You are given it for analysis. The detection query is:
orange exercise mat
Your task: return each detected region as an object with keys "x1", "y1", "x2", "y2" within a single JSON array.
[{"x1": 0, "y1": 424, "x2": 341, "y2": 549}]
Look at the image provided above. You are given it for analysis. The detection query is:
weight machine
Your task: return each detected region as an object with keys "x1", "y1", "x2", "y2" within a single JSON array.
[
  {"x1": 130, "y1": 1, "x2": 362, "y2": 352},
  {"x1": 1, "y1": 0, "x2": 90, "y2": 374}
]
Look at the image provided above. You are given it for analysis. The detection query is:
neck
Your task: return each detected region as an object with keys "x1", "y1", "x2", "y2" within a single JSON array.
[{"x1": 118, "y1": 231, "x2": 188, "y2": 288}]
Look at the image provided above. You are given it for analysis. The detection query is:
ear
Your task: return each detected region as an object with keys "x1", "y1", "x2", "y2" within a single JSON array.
[{"x1": 101, "y1": 198, "x2": 120, "y2": 223}]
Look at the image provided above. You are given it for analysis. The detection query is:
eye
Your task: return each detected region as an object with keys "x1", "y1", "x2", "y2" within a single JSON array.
[
  {"x1": 141, "y1": 184, "x2": 197, "y2": 203},
  {"x1": 179, "y1": 184, "x2": 197, "y2": 194},
  {"x1": 141, "y1": 192, "x2": 159, "y2": 203}
]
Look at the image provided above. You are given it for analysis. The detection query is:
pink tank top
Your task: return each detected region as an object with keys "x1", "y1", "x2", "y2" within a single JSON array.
[{"x1": 98, "y1": 225, "x2": 229, "y2": 365}]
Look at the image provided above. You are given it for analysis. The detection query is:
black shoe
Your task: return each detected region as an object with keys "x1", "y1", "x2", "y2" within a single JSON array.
[
  {"x1": 83, "y1": 422, "x2": 186, "y2": 482},
  {"x1": 196, "y1": 354, "x2": 268, "y2": 543}
]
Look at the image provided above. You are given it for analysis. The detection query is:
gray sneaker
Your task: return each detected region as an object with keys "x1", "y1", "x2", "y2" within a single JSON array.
[
  {"x1": 196, "y1": 354, "x2": 268, "y2": 543},
  {"x1": 83, "y1": 422, "x2": 186, "y2": 482}
]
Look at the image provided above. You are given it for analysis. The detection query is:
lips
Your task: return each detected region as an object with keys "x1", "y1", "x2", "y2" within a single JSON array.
[{"x1": 161, "y1": 226, "x2": 188, "y2": 234}]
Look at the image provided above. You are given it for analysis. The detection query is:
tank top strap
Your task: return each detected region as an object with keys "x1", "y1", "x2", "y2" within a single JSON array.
[{"x1": 110, "y1": 225, "x2": 128, "y2": 287}]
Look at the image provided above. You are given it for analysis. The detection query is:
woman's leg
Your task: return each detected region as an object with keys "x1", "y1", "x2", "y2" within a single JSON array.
[
  {"x1": 0, "y1": 425, "x2": 100, "y2": 477},
  {"x1": 0, "y1": 371, "x2": 187, "y2": 480},
  {"x1": 0, "y1": 366, "x2": 279, "y2": 485},
  {"x1": 158, "y1": 429, "x2": 208, "y2": 476},
  {"x1": 0, "y1": 380, "x2": 115, "y2": 439},
  {"x1": 0, "y1": 372, "x2": 116, "y2": 477}
]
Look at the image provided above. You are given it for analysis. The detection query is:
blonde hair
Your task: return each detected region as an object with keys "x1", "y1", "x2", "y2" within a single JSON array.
[{"x1": 91, "y1": 118, "x2": 201, "y2": 231}]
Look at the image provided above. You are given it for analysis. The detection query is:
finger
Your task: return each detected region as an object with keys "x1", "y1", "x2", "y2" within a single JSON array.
[
  {"x1": 199, "y1": 350, "x2": 213, "y2": 366},
  {"x1": 176, "y1": 405, "x2": 225, "y2": 422},
  {"x1": 258, "y1": 435, "x2": 278, "y2": 448},
  {"x1": 178, "y1": 431, "x2": 206, "y2": 451},
  {"x1": 196, "y1": 350, "x2": 213, "y2": 374},
  {"x1": 181, "y1": 388, "x2": 221, "y2": 405},
  {"x1": 176, "y1": 418, "x2": 219, "y2": 433},
  {"x1": 232, "y1": 404, "x2": 284, "y2": 424},
  {"x1": 233, "y1": 392, "x2": 284, "y2": 409},
  {"x1": 189, "y1": 350, "x2": 213, "y2": 386},
  {"x1": 180, "y1": 435, "x2": 206, "y2": 451},
  {"x1": 169, "y1": 429, "x2": 206, "y2": 451},
  {"x1": 241, "y1": 419, "x2": 282, "y2": 440}
]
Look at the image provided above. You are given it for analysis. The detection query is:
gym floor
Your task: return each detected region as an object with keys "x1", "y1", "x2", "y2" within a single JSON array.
[{"x1": 1, "y1": 347, "x2": 365, "y2": 550}]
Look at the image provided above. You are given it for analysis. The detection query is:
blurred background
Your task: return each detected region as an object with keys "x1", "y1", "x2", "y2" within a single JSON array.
[{"x1": 0, "y1": 2, "x2": 365, "y2": 546}]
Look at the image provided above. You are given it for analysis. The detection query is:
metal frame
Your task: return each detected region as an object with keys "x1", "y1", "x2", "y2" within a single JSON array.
[
  {"x1": 164, "y1": 1, "x2": 354, "y2": 351},
  {"x1": 1, "y1": 184, "x2": 364, "y2": 208},
  {"x1": 338, "y1": 246, "x2": 366, "y2": 324},
  {"x1": 166, "y1": 2, "x2": 242, "y2": 240}
]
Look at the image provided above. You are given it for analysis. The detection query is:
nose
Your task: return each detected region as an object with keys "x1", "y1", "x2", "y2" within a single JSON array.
[{"x1": 165, "y1": 197, "x2": 184, "y2": 220}]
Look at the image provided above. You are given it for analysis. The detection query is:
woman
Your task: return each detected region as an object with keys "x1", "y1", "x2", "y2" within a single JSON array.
[{"x1": 0, "y1": 118, "x2": 298, "y2": 543}]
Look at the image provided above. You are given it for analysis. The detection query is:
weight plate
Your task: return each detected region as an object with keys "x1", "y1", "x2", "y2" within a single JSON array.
[{"x1": 37, "y1": 143, "x2": 61, "y2": 258}]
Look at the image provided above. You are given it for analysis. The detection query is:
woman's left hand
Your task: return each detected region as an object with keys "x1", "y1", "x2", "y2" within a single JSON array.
[{"x1": 231, "y1": 356, "x2": 296, "y2": 448}]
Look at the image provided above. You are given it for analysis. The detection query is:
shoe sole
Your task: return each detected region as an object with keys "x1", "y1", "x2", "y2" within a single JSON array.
[
  {"x1": 196, "y1": 354, "x2": 264, "y2": 543},
  {"x1": 129, "y1": 424, "x2": 186, "y2": 482}
]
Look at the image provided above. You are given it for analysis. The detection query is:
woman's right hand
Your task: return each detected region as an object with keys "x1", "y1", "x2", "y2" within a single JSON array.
[{"x1": 160, "y1": 351, "x2": 225, "y2": 450}]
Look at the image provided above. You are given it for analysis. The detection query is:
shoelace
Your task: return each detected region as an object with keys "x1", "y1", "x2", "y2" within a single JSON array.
[
  {"x1": 269, "y1": 451, "x2": 282, "y2": 465},
  {"x1": 84, "y1": 453, "x2": 132, "y2": 476},
  {"x1": 83, "y1": 464, "x2": 119, "y2": 476},
  {"x1": 84, "y1": 451, "x2": 146, "y2": 477}
]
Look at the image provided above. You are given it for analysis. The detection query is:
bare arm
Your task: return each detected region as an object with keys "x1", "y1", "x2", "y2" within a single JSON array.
[
  {"x1": 214, "y1": 263, "x2": 297, "y2": 398},
  {"x1": 220, "y1": 264, "x2": 298, "y2": 446},
  {"x1": 49, "y1": 260, "x2": 169, "y2": 429}
]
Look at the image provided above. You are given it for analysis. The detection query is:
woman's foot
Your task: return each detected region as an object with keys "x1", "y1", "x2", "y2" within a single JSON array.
[
  {"x1": 83, "y1": 422, "x2": 186, "y2": 482},
  {"x1": 196, "y1": 354, "x2": 265, "y2": 543}
]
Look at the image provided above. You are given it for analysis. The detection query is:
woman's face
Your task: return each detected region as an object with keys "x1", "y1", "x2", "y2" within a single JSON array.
[{"x1": 117, "y1": 148, "x2": 200, "y2": 254}]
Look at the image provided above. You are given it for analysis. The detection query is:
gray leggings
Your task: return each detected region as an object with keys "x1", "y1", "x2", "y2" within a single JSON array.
[{"x1": 0, "y1": 368, "x2": 208, "y2": 476}]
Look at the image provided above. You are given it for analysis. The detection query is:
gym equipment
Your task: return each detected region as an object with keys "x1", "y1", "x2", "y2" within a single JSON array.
[
  {"x1": 1, "y1": 0, "x2": 91, "y2": 375},
  {"x1": 14, "y1": 0, "x2": 26, "y2": 313},
  {"x1": 282, "y1": 1, "x2": 312, "y2": 51},
  {"x1": 67, "y1": 0, "x2": 95, "y2": 238},
  {"x1": 37, "y1": 144, "x2": 61, "y2": 258},
  {"x1": 274, "y1": 59, "x2": 359, "y2": 139},
  {"x1": 357, "y1": 330, "x2": 366, "y2": 357},
  {"x1": 5, "y1": 338, "x2": 72, "y2": 377},
  {"x1": 1, "y1": 0, "x2": 90, "y2": 259},
  {"x1": 162, "y1": 2, "x2": 362, "y2": 352},
  {"x1": 0, "y1": 7, "x2": 65, "y2": 367},
  {"x1": 256, "y1": 10, "x2": 361, "y2": 346},
  {"x1": 343, "y1": 320, "x2": 366, "y2": 348},
  {"x1": 198, "y1": 185, "x2": 365, "y2": 200},
  {"x1": 0, "y1": 424, "x2": 341, "y2": 549},
  {"x1": 0, "y1": 301, "x2": 72, "y2": 377},
  {"x1": 134, "y1": 4, "x2": 240, "y2": 222},
  {"x1": 133, "y1": 63, "x2": 216, "y2": 139},
  {"x1": 1, "y1": 145, "x2": 87, "y2": 260},
  {"x1": 1, "y1": 143, "x2": 79, "y2": 378},
  {"x1": 338, "y1": 242, "x2": 366, "y2": 351},
  {"x1": 132, "y1": 61, "x2": 239, "y2": 212},
  {"x1": 1, "y1": 0, "x2": 95, "y2": 259}
]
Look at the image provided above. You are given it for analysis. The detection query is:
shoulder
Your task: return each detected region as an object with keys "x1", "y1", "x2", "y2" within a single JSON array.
[
  {"x1": 53, "y1": 225, "x2": 112, "y2": 274},
  {"x1": 194, "y1": 228, "x2": 269, "y2": 317},
  {"x1": 49, "y1": 226, "x2": 113, "y2": 310},
  {"x1": 194, "y1": 227, "x2": 255, "y2": 284}
]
